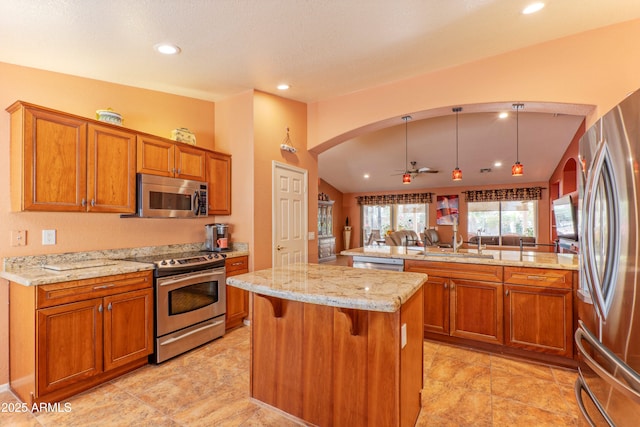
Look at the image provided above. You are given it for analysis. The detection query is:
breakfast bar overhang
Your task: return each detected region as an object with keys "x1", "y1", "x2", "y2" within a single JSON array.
[{"x1": 227, "y1": 263, "x2": 427, "y2": 427}]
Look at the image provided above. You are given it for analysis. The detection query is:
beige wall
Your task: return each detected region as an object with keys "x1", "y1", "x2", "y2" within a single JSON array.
[
  {"x1": 253, "y1": 91, "x2": 318, "y2": 270},
  {"x1": 308, "y1": 19, "x2": 640, "y2": 152},
  {"x1": 213, "y1": 90, "x2": 255, "y2": 267}
]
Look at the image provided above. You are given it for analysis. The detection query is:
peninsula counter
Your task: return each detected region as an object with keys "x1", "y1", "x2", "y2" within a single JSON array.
[{"x1": 227, "y1": 263, "x2": 427, "y2": 427}]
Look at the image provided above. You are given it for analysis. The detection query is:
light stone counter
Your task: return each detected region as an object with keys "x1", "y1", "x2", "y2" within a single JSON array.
[
  {"x1": 341, "y1": 246, "x2": 579, "y2": 271},
  {"x1": 2, "y1": 242, "x2": 250, "y2": 286},
  {"x1": 226, "y1": 262, "x2": 427, "y2": 313}
]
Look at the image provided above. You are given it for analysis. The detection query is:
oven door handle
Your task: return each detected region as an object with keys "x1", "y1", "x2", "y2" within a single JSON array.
[
  {"x1": 159, "y1": 320, "x2": 225, "y2": 345},
  {"x1": 158, "y1": 271, "x2": 223, "y2": 287}
]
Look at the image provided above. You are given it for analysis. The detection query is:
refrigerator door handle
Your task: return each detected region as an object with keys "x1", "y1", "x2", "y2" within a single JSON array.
[
  {"x1": 583, "y1": 141, "x2": 617, "y2": 319},
  {"x1": 576, "y1": 321, "x2": 640, "y2": 403},
  {"x1": 574, "y1": 375, "x2": 615, "y2": 427}
]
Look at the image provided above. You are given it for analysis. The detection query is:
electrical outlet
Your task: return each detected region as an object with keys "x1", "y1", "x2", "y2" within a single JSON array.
[
  {"x1": 308, "y1": 231, "x2": 315, "y2": 240},
  {"x1": 42, "y1": 229, "x2": 56, "y2": 245},
  {"x1": 11, "y1": 230, "x2": 27, "y2": 247}
]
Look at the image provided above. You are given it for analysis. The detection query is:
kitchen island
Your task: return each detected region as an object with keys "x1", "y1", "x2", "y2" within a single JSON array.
[
  {"x1": 342, "y1": 245, "x2": 579, "y2": 367},
  {"x1": 227, "y1": 263, "x2": 427, "y2": 427}
]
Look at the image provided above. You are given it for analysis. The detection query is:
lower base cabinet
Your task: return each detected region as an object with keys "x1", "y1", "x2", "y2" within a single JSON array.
[
  {"x1": 503, "y1": 267, "x2": 574, "y2": 358},
  {"x1": 406, "y1": 260, "x2": 575, "y2": 363},
  {"x1": 407, "y1": 261, "x2": 504, "y2": 345},
  {"x1": 225, "y1": 256, "x2": 249, "y2": 330},
  {"x1": 318, "y1": 237, "x2": 336, "y2": 262},
  {"x1": 10, "y1": 270, "x2": 153, "y2": 404}
]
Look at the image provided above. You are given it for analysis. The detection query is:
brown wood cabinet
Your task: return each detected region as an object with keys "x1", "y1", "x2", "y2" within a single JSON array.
[
  {"x1": 7, "y1": 102, "x2": 136, "y2": 213},
  {"x1": 405, "y1": 260, "x2": 504, "y2": 345},
  {"x1": 205, "y1": 151, "x2": 232, "y2": 215},
  {"x1": 137, "y1": 134, "x2": 206, "y2": 181},
  {"x1": 250, "y1": 286, "x2": 424, "y2": 427},
  {"x1": 503, "y1": 266, "x2": 574, "y2": 358},
  {"x1": 10, "y1": 270, "x2": 153, "y2": 405},
  {"x1": 225, "y1": 256, "x2": 249, "y2": 330}
]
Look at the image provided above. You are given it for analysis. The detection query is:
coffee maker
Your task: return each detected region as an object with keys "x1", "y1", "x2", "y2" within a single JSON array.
[{"x1": 205, "y1": 223, "x2": 231, "y2": 252}]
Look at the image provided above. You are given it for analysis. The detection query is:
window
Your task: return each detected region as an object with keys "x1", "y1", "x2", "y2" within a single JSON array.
[
  {"x1": 467, "y1": 200, "x2": 537, "y2": 245},
  {"x1": 362, "y1": 204, "x2": 427, "y2": 244}
]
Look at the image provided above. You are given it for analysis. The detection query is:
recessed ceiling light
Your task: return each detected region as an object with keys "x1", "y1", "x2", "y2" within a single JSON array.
[
  {"x1": 498, "y1": 112, "x2": 509, "y2": 119},
  {"x1": 494, "y1": 161, "x2": 503, "y2": 167},
  {"x1": 522, "y1": 2, "x2": 544, "y2": 15},
  {"x1": 277, "y1": 84, "x2": 290, "y2": 90},
  {"x1": 154, "y1": 43, "x2": 181, "y2": 55},
  {"x1": 363, "y1": 173, "x2": 370, "y2": 179}
]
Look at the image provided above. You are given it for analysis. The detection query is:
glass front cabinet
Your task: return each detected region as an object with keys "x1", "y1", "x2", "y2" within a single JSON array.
[{"x1": 318, "y1": 200, "x2": 336, "y2": 262}]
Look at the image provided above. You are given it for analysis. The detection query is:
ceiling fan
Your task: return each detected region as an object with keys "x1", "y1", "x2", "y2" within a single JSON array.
[
  {"x1": 393, "y1": 161, "x2": 439, "y2": 177},
  {"x1": 394, "y1": 115, "x2": 439, "y2": 184}
]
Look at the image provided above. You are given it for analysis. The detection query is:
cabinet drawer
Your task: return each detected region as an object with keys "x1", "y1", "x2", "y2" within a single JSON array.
[
  {"x1": 37, "y1": 270, "x2": 153, "y2": 309},
  {"x1": 504, "y1": 267, "x2": 573, "y2": 289},
  {"x1": 226, "y1": 256, "x2": 248, "y2": 276},
  {"x1": 405, "y1": 260, "x2": 503, "y2": 283}
]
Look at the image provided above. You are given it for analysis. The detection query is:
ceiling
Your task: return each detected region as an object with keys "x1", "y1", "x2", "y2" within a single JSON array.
[
  {"x1": 318, "y1": 106, "x2": 587, "y2": 193},
  {"x1": 2, "y1": 1, "x2": 639, "y2": 192}
]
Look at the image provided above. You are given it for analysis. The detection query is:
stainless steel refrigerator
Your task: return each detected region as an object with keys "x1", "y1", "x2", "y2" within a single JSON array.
[{"x1": 576, "y1": 89, "x2": 640, "y2": 425}]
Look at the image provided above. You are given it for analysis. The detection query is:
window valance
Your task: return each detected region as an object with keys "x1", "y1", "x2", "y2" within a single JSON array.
[
  {"x1": 356, "y1": 192, "x2": 433, "y2": 205},
  {"x1": 463, "y1": 186, "x2": 544, "y2": 202}
]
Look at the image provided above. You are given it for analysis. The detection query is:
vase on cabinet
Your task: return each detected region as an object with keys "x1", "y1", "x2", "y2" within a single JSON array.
[{"x1": 343, "y1": 226, "x2": 352, "y2": 250}]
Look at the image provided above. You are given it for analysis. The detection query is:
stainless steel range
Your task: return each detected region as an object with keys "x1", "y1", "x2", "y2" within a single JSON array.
[{"x1": 128, "y1": 251, "x2": 226, "y2": 363}]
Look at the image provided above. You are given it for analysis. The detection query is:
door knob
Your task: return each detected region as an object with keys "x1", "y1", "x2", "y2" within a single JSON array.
[{"x1": 276, "y1": 245, "x2": 285, "y2": 251}]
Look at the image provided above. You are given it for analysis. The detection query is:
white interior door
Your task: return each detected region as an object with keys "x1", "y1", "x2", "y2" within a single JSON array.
[{"x1": 273, "y1": 161, "x2": 308, "y2": 267}]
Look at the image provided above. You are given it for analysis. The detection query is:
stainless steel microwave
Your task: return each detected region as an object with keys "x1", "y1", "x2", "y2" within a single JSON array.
[{"x1": 137, "y1": 174, "x2": 208, "y2": 218}]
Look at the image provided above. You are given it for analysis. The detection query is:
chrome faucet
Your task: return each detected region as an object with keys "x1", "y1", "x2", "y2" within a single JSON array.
[{"x1": 477, "y1": 229, "x2": 486, "y2": 254}]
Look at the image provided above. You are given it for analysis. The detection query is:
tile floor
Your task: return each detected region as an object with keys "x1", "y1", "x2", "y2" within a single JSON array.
[{"x1": 1, "y1": 325, "x2": 585, "y2": 426}]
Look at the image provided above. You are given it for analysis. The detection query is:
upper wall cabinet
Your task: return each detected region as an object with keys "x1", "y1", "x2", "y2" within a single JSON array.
[
  {"x1": 205, "y1": 151, "x2": 232, "y2": 215},
  {"x1": 7, "y1": 102, "x2": 136, "y2": 213},
  {"x1": 137, "y1": 135, "x2": 206, "y2": 181}
]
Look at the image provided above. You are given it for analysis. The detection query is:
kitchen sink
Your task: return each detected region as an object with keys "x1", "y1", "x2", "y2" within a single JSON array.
[{"x1": 417, "y1": 250, "x2": 494, "y2": 259}]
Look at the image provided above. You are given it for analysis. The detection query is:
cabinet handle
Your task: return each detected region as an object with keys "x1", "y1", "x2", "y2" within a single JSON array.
[
  {"x1": 107, "y1": 302, "x2": 112, "y2": 311},
  {"x1": 505, "y1": 290, "x2": 510, "y2": 296},
  {"x1": 98, "y1": 304, "x2": 103, "y2": 313},
  {"x1": 177, "y1": 169, "x2": 181, "y2": 175},
  {"x1": 81, "y1": 198, "x2": 86, "y2": 207},
  {"x1": 450, "y1": 284, "x2": 455, "y2": 290},
  {"x1": 444, "y1": 283, "x2": 448, "y2": 289},
  {"x1": 526, "y1": 275, "x2": 548, "y2": 281},
  {"x1": 231, "y1": 262, "x2": 243, "y2": 266},
  {"x1": 91, "y1": 199, "x2": 96, "y2": 207},
  {"x1": 93, "y1": 284, "x2": 115, "y2": 290}
]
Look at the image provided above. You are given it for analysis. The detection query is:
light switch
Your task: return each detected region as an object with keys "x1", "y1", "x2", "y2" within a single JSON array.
[
  {"x1": 308, "y1": 231, "x2": 315, "y2": 240},
  {"x1": 42, "y1": 229, "x2": 56, "y2": 245}
]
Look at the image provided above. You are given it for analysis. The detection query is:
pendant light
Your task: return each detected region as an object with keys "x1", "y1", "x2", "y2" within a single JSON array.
[
  {"x1": 401, "y1": 115, "x2": 412, "y2": 184},
  {"x1": 512, "y1": 103, "x2": 524, "y2": 176},
  {"x1": 452, "y1": 107, "x2": 463, "y2": 181}
]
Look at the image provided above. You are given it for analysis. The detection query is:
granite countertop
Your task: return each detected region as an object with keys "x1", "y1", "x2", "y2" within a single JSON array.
[
  {"x1": 341, "y1": 246, "x2": 579, "y2": 271},
  {"x1": 1, "y1": 243, "x2": 250, "y2": 287},
  {"x1": 226, "y1": 263, "x2": 427, "y2": 313}
]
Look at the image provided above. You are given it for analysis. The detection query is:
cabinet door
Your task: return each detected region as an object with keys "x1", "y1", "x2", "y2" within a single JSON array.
[
  {"x1": 423, "y1": 276, "x2": 450, "y2": 335},
  {"x1": 103, "y1": 288, "x2": 153, "y2": 371},
  {"x1": 450, "y1": 279, "x2": 503, "y2": 344},
  {"x1": 504, "y1": 284, "x2": 573, "y2": 357},
  {"x1": 225, "y1": 256, "x2": 249, "y2": 330},
  {"x1": 21, "y1": 106, "x2": 87, "y2": 211},
  {"x1": 175, "y1": 144, "x2": 206, "y2": 181},
  {"x1": 87, "y1": 124, "x2": 137, "y2": 213},
  {"x1": 137, "y1": 135, "x2": 175, "y2": 177},
  {"x1": 206, "y1": 151, "x2": 232, "y2": 214},
  {"x1": 37, "y1": 298, "x2": 103, "y2": 395}
]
